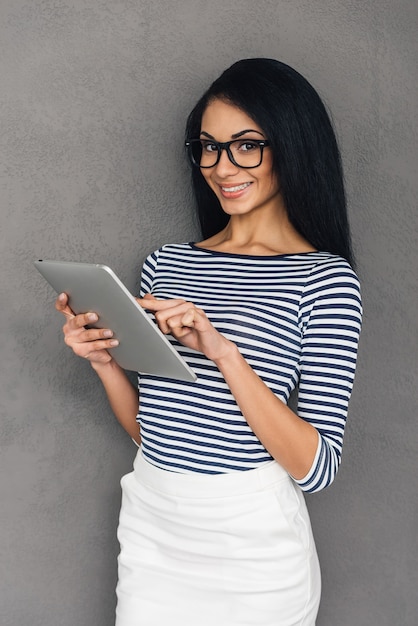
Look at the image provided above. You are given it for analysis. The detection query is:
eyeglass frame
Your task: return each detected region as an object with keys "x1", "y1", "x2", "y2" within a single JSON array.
[{"x1": 185, "y1": 138, "x2": 270, "y2": 169}]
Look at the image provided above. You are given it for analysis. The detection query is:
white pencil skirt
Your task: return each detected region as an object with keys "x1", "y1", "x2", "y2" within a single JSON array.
[{"x1": 115, "y1": 450, "x2": 321, "y2": 626}]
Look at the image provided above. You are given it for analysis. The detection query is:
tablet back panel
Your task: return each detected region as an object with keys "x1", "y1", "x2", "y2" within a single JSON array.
[{"x1": 34, "y1": 260, "x2": 197, "y2": 381}]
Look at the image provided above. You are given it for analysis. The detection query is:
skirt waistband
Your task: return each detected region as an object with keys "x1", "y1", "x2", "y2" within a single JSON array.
[{"x1": 132, "y1": 450, "x2": 290, "y2": 499}]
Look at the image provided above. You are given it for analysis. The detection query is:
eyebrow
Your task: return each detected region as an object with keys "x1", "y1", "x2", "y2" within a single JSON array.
[{"x1": 200, "y1": 129, "x2": 264, "y2": 139}]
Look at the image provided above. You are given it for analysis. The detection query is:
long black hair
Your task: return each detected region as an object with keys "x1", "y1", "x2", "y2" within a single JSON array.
[{"x1": 185, "y1": 58, "x2": 354, "y2": 267}]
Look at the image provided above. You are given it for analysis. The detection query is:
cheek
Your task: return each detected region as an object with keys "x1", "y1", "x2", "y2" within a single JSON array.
[
  {"x1": 268, "y1": 174, "x2": 280, "y2": 194},
  {"x1": 257, "y1": 154, "x2": 279, "y2": 192},
  {"x1": 263, "y1": 166, "x2": 280, "y2": 194}
]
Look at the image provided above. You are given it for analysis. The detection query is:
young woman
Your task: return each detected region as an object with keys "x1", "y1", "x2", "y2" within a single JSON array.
[{"x1": 56, "y1": 59, "x2": 362, "y2": 626}]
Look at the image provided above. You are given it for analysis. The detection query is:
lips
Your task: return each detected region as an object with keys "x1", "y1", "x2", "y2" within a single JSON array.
[
  {"x1": 220, "y1": 182, "x2": 252, "y2": 193},
  {"x1": 218, "y1": 182, "x2": 253, "y2": 199}
]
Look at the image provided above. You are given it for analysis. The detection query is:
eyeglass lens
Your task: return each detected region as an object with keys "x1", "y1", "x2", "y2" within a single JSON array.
[{"x1": 189, "y1": 139, "x2": 265, "y2": 168}]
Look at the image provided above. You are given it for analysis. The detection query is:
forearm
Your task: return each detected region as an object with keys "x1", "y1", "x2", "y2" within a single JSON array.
[
  {"x1": 92, "y1": 360, "x2": 140, "y2": 443},
  {"x1": 214, "y1": 342, "x2": 319, "y2": 480}
]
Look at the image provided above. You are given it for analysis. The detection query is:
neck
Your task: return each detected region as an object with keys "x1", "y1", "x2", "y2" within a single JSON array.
[{"x1": 200, "y1": 211, "x2": 316, "y2": 256}]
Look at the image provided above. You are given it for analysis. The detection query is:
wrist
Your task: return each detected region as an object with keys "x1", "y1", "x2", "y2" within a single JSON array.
[
  {"x1": 90, "y1": 358, "x2": 120, "y2": 377},
  {"x1": 212, "y1": 339, "x2": 240, "y2": 369}
]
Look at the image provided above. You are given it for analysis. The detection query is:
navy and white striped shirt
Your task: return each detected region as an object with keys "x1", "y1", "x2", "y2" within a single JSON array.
[{"x1": 136, "y1": 243, "x2": 362, "y2": 493}]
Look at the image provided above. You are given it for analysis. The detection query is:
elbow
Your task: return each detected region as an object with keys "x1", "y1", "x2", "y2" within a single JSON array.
[{"x1": 293, "y1": 438, "x2": 341, "y2": 494}]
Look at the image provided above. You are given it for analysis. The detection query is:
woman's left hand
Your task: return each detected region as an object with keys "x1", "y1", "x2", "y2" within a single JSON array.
[{"x1": 137, "y1": 294, "x2": 233, "y2": 363}]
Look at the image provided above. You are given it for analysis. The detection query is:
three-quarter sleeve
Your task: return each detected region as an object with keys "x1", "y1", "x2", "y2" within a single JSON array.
[
  {"x1": 294, "y1": 259, "x2": 362, "y2": 493},
  {"x1": 139, "y1": 249, "x2": 159, "y2": 297}
]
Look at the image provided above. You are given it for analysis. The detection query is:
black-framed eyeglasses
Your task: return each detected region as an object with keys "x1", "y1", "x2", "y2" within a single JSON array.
[{"x1": 185, "y1": 138, "x2": 270, "y2": 169}]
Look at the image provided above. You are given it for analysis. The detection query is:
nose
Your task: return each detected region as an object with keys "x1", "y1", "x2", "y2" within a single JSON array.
[{"x1": 214, "y1": 148, "x2": 240, "y2": 177}]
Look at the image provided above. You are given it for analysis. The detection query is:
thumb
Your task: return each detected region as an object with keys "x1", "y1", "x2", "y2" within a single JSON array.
[{"x1": 55, "y1": 292, "x2": 75, "y2": 319}]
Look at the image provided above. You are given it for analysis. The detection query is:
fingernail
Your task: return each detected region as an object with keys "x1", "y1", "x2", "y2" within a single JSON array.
[
  {"x1": 58, "y1": 293, "x2": 65, "y2": 300},
  {"x1": 109, "y1": 339, "x2": 119, "y2": 346},
  {"x1": 88, "y1": 313, "x2": 98, "y2": 322},
  {"x1": 103, "y1": 330, "x2": 113, "y2": 338}
]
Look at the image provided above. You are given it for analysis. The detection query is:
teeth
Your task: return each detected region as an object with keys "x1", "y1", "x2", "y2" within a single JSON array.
[{"x1": 221, "y1": 182, "x2": 251, "y2": 192}]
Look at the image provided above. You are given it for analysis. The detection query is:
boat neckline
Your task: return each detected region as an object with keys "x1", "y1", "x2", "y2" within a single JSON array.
[{"x1": 188, "y1": 242, "x2": 323, "y2": 259}]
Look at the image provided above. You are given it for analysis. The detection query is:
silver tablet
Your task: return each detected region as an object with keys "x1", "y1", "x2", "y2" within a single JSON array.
[{"x1": 34, "y1": 260, "x2": 197, "y2": 381}]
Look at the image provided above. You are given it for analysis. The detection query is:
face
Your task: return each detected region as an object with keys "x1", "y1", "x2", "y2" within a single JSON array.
[{"x1": 199, "y1": 99, "x2": 281, "y2": 219}]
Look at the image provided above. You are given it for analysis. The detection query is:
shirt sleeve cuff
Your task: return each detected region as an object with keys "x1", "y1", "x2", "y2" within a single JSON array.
[{"x1": 292, "y1": 431, "x2": 322, "y2": 489}]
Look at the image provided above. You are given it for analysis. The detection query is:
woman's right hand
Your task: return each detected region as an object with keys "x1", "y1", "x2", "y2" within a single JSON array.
[{"x1": 55, "y1": 292, "x2": 119, "y2": 368}]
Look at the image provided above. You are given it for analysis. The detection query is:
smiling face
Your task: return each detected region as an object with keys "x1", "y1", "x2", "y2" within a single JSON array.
[{"x1": 199, "y1": 98, "x2": 282, "y2": 221}]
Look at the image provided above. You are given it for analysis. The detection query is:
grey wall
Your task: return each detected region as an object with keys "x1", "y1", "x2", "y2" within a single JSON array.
[{"x1": 1, "y1": 1, "x2": 417, "y2": 624}]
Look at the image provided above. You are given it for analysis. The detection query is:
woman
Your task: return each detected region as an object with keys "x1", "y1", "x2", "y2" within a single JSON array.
[{"x1": 56, "y1": 59, "x2": 362, "y2": 625}]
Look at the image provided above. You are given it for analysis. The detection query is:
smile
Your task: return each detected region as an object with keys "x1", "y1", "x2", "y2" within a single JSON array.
[{"x1": 220, "y1": 182, "x2": 252, "y2": 192}]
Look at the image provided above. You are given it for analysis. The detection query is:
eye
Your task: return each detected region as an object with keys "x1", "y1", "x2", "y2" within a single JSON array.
[
  {"x1": 201, "y1": 141, "x2": 218, "y2": 153},
  {"x1": 237, "y1": 140, "x2": 259, "y2": 152}
]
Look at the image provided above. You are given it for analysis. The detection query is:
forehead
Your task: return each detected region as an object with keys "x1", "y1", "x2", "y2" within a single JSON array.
[{"x1": 200, "y1": 99, "x2": 263, "y2": 138}]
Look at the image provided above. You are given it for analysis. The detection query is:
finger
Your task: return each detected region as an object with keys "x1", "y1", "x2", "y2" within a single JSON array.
[
  {"x1": 69, "y1": 337, "x2": 119, "y2": 356},
  {"x1": 171, "y1": 324, "x2": 195, "y2": 339},
  {"x1": 164, "y1": 307, "x2": 198, "y2": 334},
  {"x1": 55, "y1": 292, "x2": 68, "y2": 309},
  {"x1": 181, "y1": 308, "x2": 196, "y2": 327},
  {"x1": 55, "y1": 292, "x2": 75, "y2": 318},
  {"x1": 78, "y1": 327, "x2": 115, "y2": 342},
  {"x1": 135, "y1": 294, "x2": 157, "y2": 307},
  {"x1": 139, "y1": 297, "x2": 186, "y2": 311},
  {"x1": 157, "y1": 311, "x2": 187, "y2": 334},
  {"x1": 155, "y1": 303, "x2": 206, "y2": 334},
  {"x1": 86, "y1": 338, "x2": 119, "y2": 353},
  {"x1": 182, "y1": 307, "x2": 208, "y2": 328},
  {"x1": 154, "y1": 302, "x2": 195, "y2": 324},
  {"x1": 74, "y1": 311, "x2": 99, "y2": 328},
  {"x1": 69, "y1": 311, "x2": 99, "y2": 329}
]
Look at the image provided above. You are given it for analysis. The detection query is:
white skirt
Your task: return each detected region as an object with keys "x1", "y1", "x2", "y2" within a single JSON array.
[{"x1": 116, "y1": 450, "x2": 321, "y2": 626}]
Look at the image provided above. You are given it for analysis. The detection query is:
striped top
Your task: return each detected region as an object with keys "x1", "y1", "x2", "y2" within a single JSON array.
[{"x1": 136, "y1": 242, "x2": 362, "y2": 493}]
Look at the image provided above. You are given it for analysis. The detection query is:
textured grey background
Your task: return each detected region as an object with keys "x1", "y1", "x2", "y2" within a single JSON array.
[{"x1": 1, "y1": 1, "x2": 417, "y2": 625}]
